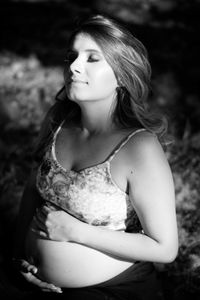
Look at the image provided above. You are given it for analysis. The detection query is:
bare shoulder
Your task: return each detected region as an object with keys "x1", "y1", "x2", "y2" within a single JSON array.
[
  {"x1": 125, "y1": 130, "x2": 170, "y2": 174},
  {"x1": 126, "y1": 130, "x2": 175, "y2": 209},
  {"x1": 126, "y1": 130, "x2": 165, "y2": 158}
]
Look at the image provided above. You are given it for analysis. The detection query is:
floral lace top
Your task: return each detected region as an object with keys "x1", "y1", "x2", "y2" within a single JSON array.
[{"x1": 36, "y1": 123, "x2": 145, "y2": 232}]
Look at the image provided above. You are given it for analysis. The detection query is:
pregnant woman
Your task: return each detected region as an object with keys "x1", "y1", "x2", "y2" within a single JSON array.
[{"x1": 12, "y1": 14, "x2": 178, "y2": 300}]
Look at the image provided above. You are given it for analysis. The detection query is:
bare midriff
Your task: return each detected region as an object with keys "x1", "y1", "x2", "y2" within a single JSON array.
[{"x1": 25, "y1": 226, "x2": 133, "y2": 288}]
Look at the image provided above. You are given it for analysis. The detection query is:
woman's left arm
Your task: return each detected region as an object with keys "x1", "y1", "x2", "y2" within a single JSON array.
[
  {"x1": 33, "y1": 133, "x2": 178, "y2": 263},
  {"x1": 79, "y1": 133, "x2": 178, "y2": 263}
]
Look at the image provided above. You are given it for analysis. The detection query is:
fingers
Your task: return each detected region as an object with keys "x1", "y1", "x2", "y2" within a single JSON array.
[
  {"x1": 13, "y1": 259, "x2": 62, "y2": 293},
  {"x1": 32, "y1": 208, "x2": 49, "y2": 233},
  {"x1": 31, "y1": 205, "x2": 60, "y2": 239},
  {"x1": 37, "y1": 205, "x2": 52, "y2": 219},
  {"x1": 31, "y1": 227, "x2": 48, "y2": 239},
  {"x1": 32, "y1": 216, "x2": 46, "y2": 233},
  {"x1": 31, "y1": 213, "x2": 50, "y2": 238},
  {"x1": 41, "y1": 205, "x2": 52, "y2": 213},
  {"x1": 13, "y1": 258, "x2": 38, "y2": 275},
  {"x1": 35, "y1": 210, "x2": 47, "y2": 227},
  {"x1": 21, "y1": 272, "x2": 62, "y2": 293},
  {"x1": 21, "y1": 260, "x2": 38, "y2": 274}
]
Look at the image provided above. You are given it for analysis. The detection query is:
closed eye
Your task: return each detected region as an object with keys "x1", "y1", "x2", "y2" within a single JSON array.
[
  {"x1": 87, "y1": 54, "x2": 101, "y2": 62},
  {"x1": 64, "y1": 50, "x2": 102, "y2": 64}
]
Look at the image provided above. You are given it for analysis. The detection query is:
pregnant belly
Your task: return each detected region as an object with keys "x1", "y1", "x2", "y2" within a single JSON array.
[{"x1": 25, "y1": 229, "x2": 133, "y2": 288}]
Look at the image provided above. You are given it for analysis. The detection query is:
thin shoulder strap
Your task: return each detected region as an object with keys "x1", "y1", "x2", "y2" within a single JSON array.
[
  {"x1": 108, "y1": 128, "x2": 146, "y2": 162},
  {"x1": 52, "y1": 120, "x2": 65, "y2": 158},
  {"x1": 53, "y1": 120, "x2": 65, "y2": 142}
]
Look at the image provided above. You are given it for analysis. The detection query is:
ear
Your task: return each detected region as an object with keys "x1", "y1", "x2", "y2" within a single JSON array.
[{"x1": 55, "y1": 86, "x2": 67, "y2": 101}]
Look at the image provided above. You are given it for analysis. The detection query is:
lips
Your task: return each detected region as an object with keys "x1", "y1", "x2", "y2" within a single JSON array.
[
  {"x1": 73, "y1": 80, "x2": 88, "y2": 84},
  {"x1": 69, "y1": 77, "x2": 88, "y2": 84}
]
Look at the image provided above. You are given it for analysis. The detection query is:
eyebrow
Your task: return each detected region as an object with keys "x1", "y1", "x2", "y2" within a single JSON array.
[
  {"x1": 69, "y1": 48, "x2": 102, "y2": 54},
  {"x1": 84, "y1": 49, "x2": 101, "y2": 53}
]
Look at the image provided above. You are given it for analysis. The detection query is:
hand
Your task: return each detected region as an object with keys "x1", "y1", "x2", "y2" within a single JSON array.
[
  {"x1": 31, "y1": 204, "x2": 83, "y2": 242},
  {"x1": 12, "y1": 258, "x2": 62, "y2": 293}
]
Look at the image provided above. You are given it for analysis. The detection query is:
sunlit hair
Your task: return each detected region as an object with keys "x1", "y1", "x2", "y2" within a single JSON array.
[{"x1": 33, "y1": 14, "x2": 168, "y2": 162}]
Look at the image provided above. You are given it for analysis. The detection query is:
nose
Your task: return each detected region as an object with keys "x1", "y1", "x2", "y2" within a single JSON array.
[{"x1": 70, "y1": 56, "x2": 83, "y2": 74}]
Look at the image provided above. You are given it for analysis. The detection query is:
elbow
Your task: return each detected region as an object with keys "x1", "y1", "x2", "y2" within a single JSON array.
[
  {"x1": 152, "y1": 234, "x2": 179, "y2": 263},
  {"x1": 159, "y1": 242, "x2": 179, "y2": 263},
  {"x1": 162, "y1": 250, "x2": 178, "y2": 263}
]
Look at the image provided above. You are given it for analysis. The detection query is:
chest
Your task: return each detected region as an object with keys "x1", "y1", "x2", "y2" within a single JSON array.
[
  {"x1": 36, "y1": 156, "x2": 141, "y2": 232},
  {"x1": 54, "y1": 128, "x2": 129, "y2": 190},
  {"x1": 55, "y1": 128, "x2": 122, "y2": 169}
]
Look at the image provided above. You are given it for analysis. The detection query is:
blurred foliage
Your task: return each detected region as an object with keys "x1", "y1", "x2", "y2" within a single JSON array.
[{"x1": 0, "y1": 1, "x2": 200, "y2": 299}]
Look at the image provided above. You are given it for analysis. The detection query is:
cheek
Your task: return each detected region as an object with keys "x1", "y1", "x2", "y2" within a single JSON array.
[{"x1": 94, "y1": 68, "x2": 118, "y2": 91}]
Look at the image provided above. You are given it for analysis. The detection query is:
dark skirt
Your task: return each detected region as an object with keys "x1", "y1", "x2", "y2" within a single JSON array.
[{"x1": 0, "y1": 261, "x2": 165, "y2": 300}]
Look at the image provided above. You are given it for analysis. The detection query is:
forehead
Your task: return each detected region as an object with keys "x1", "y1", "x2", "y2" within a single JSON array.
[{"x1": 71, "y1": 33, "x2": 102, "y2": 53}]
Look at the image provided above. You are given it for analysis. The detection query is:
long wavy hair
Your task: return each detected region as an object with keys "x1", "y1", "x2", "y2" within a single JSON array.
[{"x1": 33, "y1": 14, "x2": 168, "y2": 163}]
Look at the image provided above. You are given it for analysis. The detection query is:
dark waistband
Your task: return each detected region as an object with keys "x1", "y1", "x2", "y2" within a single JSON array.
[{"x1": 90, "y1": 261, "x2": 155, "y2": 288}]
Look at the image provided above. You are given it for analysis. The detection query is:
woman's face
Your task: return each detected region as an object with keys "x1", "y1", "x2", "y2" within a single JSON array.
[{"x1": 64, "y1": 33, "x2": 118, "y2": 104}]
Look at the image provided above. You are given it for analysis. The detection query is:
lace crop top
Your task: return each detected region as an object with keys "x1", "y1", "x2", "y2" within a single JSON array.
[{"x1": 36, "y1": 123, "x2": 145, "y2": 232}]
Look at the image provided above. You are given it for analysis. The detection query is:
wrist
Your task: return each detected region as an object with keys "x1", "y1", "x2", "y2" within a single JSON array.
[{"x1": 75, "y1": 221, "x2": 91, "y2": 245}]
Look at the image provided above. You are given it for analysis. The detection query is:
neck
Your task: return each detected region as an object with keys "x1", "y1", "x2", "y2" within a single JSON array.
[{"x1": 78, "y1": 100, "x2": 116, "y2": 135}]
